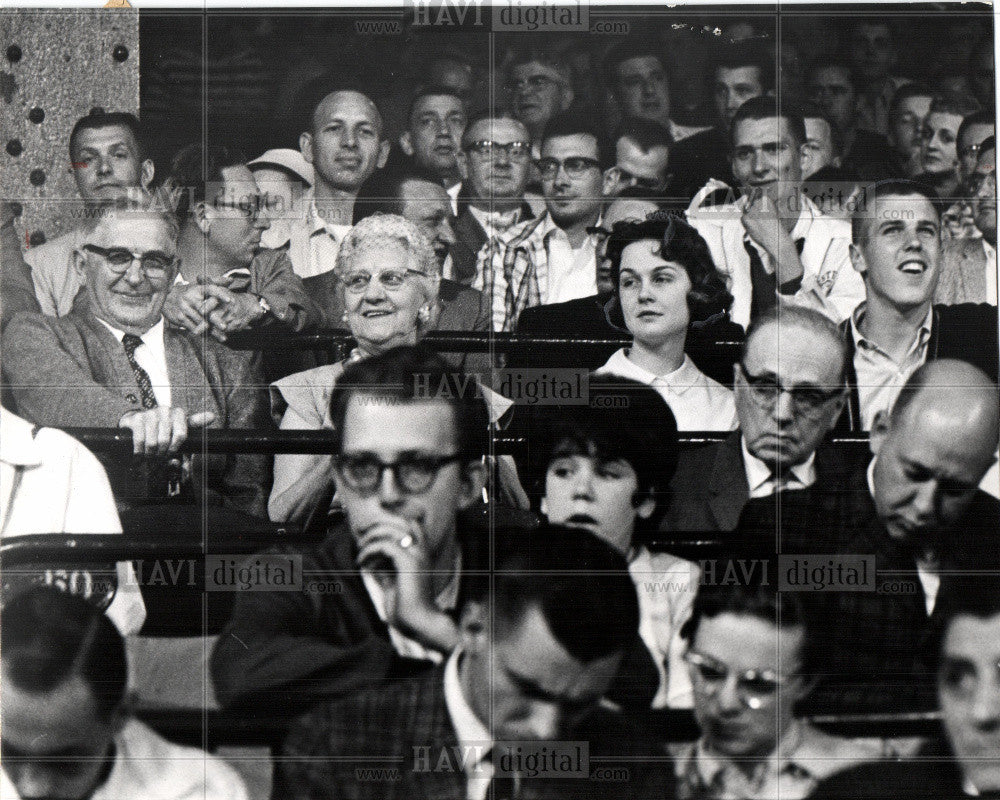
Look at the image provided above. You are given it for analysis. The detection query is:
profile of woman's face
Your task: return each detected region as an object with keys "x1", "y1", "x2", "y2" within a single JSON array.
[
  {"x1": 618, "y1": 239, "x2": 691, "y2": 346},
  {"x1": 341, "y1": 242, "x2": 429, "y2": 349}
]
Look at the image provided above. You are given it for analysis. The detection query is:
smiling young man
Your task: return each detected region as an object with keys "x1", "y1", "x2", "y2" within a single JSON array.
[
  {"x1": 841, "y1": 179, "x2": 998, "y2": 430},
  {"x1": 25, "y1": 111, "x2": 155, "y2": 317},
  {"x1": 474, "y1": 111, "x2": 607, "y2": 331},
  {"x1": 687, "y1": 97, "x2": 865, "y2": 330}
]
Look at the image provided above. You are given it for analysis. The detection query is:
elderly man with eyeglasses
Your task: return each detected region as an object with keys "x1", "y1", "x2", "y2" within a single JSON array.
[
  {"x1": 672, "y1": 575, "x2": 882, "y2": 799},
  {"x1": 212, "y1": 345, "x2": 492, "y2": 717},
  {"x1": 666, "y1": 304, "x2": 859, "y2": 533},
  {"x1": 2, "y1": 207, "x2": 270, "y2": 516}
]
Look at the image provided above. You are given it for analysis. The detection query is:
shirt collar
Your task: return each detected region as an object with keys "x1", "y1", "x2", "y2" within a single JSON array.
[
  {"x1": 467, "y1": 204, "x2": 522, "y2": 233},
  {"x1": 740, "y1": 435, "x2": 816, "y2": 493},
  {"x1": 692, "y1": 718, "x2": 811, "y2": 790},
  {"x1": 306, "y1": 188, "x2": 353, "y2": 238},
  {"x1": 540, "y1": 211, "x2": 602, "y2": 245},
  {"x1": 0, "y1": 408, "x2": 42, "y2": 467},
  {"x1": 616, "y1": 351, "x2": 703, "y2": 396},
  {"x1": 740, "y1": 191, "x2": 815, "y2": 246},
  {"x1": 983, "y1": 238, "x2": 995, "y2": 262},
  {"x1": 850, "y1": 302, "x2": 934, "y2": 357},
  {"x1": 95, "y1": 316, "x2": 166, "y2": 348},
  {"x1": 443, "y1": 649, "x2": 493, "y2": 776}
]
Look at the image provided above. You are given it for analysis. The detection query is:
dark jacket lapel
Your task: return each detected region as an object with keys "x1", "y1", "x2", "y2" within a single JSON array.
[{"x1": 707, "y1": 431, "x2": 750, "y2": 531}]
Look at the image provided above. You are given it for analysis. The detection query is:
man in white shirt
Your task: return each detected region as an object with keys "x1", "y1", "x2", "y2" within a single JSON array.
[
  {"x1": 284, "y1": 90, "x2": 390, "y2": 279},
  {"x1": 24, "y1": 111, "x2": 155, "y2": 317},
  {"x1": 1, "y1": 586, "x2": 246, "y2": 800},
  {"x1": 473, "y1": 111, "x2": 607, "y2": 331},
  {"x1": 688, "y1": 97, "x2": 865, "y2": 330},
  {"x1": 666, "y1": 305, "x2": 853, "y2": 532}
]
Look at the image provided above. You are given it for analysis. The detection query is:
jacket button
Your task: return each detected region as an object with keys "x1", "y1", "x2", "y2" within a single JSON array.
[{"x1": 125, "y1": 393, "x2": 138, "y2": 404}]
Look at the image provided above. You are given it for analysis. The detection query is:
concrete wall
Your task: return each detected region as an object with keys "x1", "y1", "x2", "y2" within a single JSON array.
[{"x1": 1, "y1": 7, "x2": 139, "y2": 246}]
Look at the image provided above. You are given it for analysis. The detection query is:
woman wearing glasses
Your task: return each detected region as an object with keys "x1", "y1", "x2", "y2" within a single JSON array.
[
  {"x1": 268, "y1": 214, "x2": 508, "y2": 525},
  {"x1": 596, "y1": 214, "x2": 739, "y2": 430}
]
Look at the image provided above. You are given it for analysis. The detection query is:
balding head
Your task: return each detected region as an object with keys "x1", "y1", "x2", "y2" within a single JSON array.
[{"x1": 871, "y1": 360, "x2": 999, "y2": 547}]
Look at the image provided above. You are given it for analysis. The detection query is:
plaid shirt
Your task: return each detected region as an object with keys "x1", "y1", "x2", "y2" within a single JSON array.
[{"x1": 474, "y1": 212, "x2": 597, "y2": 333}]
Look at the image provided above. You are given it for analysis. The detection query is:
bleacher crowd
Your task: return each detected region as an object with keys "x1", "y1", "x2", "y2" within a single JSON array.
[{"x1": 0, "y1": 12, "x2": 998, "y2": 800}]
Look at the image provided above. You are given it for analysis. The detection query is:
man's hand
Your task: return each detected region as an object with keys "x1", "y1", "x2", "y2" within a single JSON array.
[
  {"x1": 163, "y1": 283, "x2": 219, "y2": 335},
  {"x1": 355, "y1": 521, "x2": 459, "y2": 653},
  {"x1": 741, "y1": 191, "x2": 804, "y2": 286},
  {"x1": 203, "y1": 284, "x2": 266, "y2": 341},
  {"x1": 118, "y1": 407, "x2": 216, "y2": 456}
]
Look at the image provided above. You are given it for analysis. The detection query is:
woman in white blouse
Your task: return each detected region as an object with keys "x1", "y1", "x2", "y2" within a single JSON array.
[{"x1": 597, "y1": 214, "x2": 739, "y2": 431}]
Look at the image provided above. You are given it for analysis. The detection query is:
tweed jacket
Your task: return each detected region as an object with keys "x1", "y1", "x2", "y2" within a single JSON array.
[
  {"x1": 1, "y1": 310, "x2": 270, "y2": 517},
  {"x1": 936, "y1": 236, "x2": 997, "y2": 305},
  {"x1": 276, "y1": 664, "x2": 676, "y2": 800}
]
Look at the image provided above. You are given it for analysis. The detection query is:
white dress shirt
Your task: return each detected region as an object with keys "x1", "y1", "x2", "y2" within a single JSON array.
[
  {"x1": 447, "y1": 181, "x2": 462, "y2": 216},
  {"x1": 741, "y1": 437, "x2": 817, "y2": 499},
  {"x1": 544, "y1": 218, "x2": 599, "y2": 304},
  {"x1": 983, "y1": 238, "x2": 997, "y2": 305},
  {"x1": 442, "y1": 649, "x2": 494, "y2": 800},
  {"x1": 688, "y1": 191, "x2": 863, "y2": 329},
  {"x1": 281, "y1": 189, "x2": 353, "y2": 279},
  {"x1": 96, "y1": 317, "x2": 172, "y2": 407},
  {"x1": 597, "y1": 350, "x2": 738, "y2": 431},
  {"x1": 850, "y1": 303, "x2": 933, "y2": 430}
]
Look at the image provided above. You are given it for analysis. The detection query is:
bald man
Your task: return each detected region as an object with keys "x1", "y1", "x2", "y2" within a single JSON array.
[
  {"x1": 280, "y1": 90, "x2": 391, "y2": 279},
  {"x1": 738, "y1": 359, "x2": 999, "y2": 715}
]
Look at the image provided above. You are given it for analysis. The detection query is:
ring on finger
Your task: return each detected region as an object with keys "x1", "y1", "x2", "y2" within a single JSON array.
[{"x1": 398, "y1": 534, "x2": 414, "y2": 549}]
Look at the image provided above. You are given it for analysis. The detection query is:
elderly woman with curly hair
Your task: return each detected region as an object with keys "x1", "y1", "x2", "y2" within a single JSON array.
[
  {"x1": 596, "y1": 214, "x2": 739, "y2": 431},
  {"x1": 268, "y1": 214, "x2": 503, "y2": 524}
]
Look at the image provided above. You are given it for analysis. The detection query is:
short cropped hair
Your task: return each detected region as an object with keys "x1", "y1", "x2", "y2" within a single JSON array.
[
  {"x1": 612, "y1": 118, "x2": 674, "y2": 152},
  {"x1": 328, "y1": 344, "x2": 489, "y2": 461},
  {"x1": 806, "y1": 57, "x2": 854, "y2": 88},
  {"x1": 926, "y1": 574, "x2": 1000, "y2": 669},
  {"x1": 336, "y1": 212, "x2": 441, "y2": 283},
  {"x1": 602, "y1": 37, "x2": 669, "y2": 92},
  {"x1": 541, "y1": 110, "x2": 609, "y2": 167},
  {"x1": 506, "y1": 45, "x2": 571, "y2": 83},
  {"x1": 168, "y1": 142, "x2": 249, "y2": 222},
  {"x1": 957, "y1": 109, "x2": 996, "y2": 148},
  {"x1": 712, "y1": 40, "x2": 775, "y2": 93},
  {"x1": 405, "y1": 85, "x2": 467, "y2": 128},
  {"x1": 69, "y1": 110, "x2": 146, "y2": 161},
  {"x1": 460, "y1": 110, "x2": 526, "y2": 149},
  {"x1": 2, "y1": 587, "x2": 127, "y2": 721},
  {"x1": 525, "y1": 376, "x2": 679, "y2": 521},
  {"x1": 353, "y1": 167, "x2": 448, "y2": 224},
  {"x1": 743, "y1": 305, "x2": 849, "y2": 384},
  {"x1": 604, "y1": 214, "x2": 733, "y2": 328},
  {"x1": 798, "y1": 100, "x2": 845, "y2": 158},
  {"x1": 889, "y1": 83, "x2": 936, "y2": 118},
  {"x1": 851, "y1": 179, "x2": 940, "y2": 245},
  {"x1": 485, "y1": 524, "x2": 640, "y2": 664},
  {"x1": 730, "y1": 95, "x2": 807, "y2": 151}
]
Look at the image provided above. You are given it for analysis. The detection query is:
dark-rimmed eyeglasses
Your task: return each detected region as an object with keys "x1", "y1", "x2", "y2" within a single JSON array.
[
  {"x1": 609, "y1": 166, "x2": 666, "y2": 192},
  {"x1": 339, "y1": 269, "x2": 430, "y2": 294},
  {"x1": 684, "y1": 650, "x2": 792, "y2": 710},
  {"x1": 534, "y1": 156, "x2": 601, "y2": 180},
  {"x1": 82, "y1": 244, "x2": 176, "y2": 279},
  {"x1": 465, "y1": 140, "x2": 533, "y2": 163},
  {"x1": 737, "y1": 362, "x2": 844, "y2": 418},
  {"x1": 333, "y1": 452, "x2": 464, "y2": 495}
]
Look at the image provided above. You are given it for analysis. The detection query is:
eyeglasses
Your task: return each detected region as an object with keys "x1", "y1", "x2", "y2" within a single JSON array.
[
  {"x1": 82, "y1": 244, "x2": 176, "y2": 279},
  {"x1": 465, "y1": 140, "x2": 533, "y2": 163},
  {"x1": 684, "y1": 650, "x2": 792, "y2": 710},
  {"x1": 534, "y1": 157, "x2": 602, "y2": 180},
  {"x1": 333, "y1": 452, "x2": 464, "y2": 495},
  {"x1": 609, "y1": 166, "x2": 666, "y2": 192},
  {"x1": 737, "y1": 363, "x2": 844, "y2": 418},
  {"x1": 339, "y1": 269, "x2": 430, "y2": 294},
  {"x1": 504, "y1": 74, "x2": 563, "y2": 93}
]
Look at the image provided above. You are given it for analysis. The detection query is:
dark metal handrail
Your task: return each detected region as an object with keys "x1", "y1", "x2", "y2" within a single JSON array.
[{"x1": 57, "y1": 428, "x2": 870, "y2": 455}]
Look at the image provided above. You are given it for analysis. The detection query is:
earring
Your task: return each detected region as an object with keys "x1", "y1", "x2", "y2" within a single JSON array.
[
  {"x1": 341, "y1": 311, "x2": 349, "y2": 323},
  {"x1": 418, "y1": 306, "x2": 431, "y2": 323}
]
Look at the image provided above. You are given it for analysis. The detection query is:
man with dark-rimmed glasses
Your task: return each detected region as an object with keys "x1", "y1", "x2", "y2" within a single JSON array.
[
  {"x1": 212, "y1": 345, "x2": 490, "y2": 717},
  {"x1": 2, "y1": 207, "x2": 270, "y2": 516},
  {"x1": 666, "y1": 304, "x2": 858, "y2": 533}
]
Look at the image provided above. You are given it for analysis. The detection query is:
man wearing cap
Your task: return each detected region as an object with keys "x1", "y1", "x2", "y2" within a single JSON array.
[{"x1": 247, "y1": 148, "x2": 314, "y2": 251}]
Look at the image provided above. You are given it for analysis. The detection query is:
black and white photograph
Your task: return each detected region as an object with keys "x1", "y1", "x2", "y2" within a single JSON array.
[{"x1": 0, "y1": 1, "x2": 998, "y2": 797}]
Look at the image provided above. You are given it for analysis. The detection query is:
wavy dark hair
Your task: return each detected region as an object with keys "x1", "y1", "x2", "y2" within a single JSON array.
[{"x1": 604, "y1": 214, "x2": 733, "y2": 332}]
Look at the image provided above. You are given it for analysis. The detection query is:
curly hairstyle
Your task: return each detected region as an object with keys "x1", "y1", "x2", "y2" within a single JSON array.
[{"x1": 604, "y1": 213, "x2": 733, "y2": 332}]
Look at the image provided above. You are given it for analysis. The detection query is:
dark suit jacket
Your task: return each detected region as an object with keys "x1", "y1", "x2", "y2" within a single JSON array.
[
  {"x1": 670, "y1": 126, "x2": 733, "y2": 201},
  {"x1": 211, "y1": 521, "x2": 432, "y2": 717},
  {"x1": 2, "y1": 310, "x2": 270, "y2": 517},
  {"x1": 664, "y1": 430, "x2": 867, "y2": 533},
  {"x1": 1, "y1": 214, "x2": 40, "y2": 330},
  {"x1": 838, "y1": 303, "x2": 1000, "y2": 431},
  {"x1": 277, "y1": 665, "x2": 676, "y2": 800}
]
